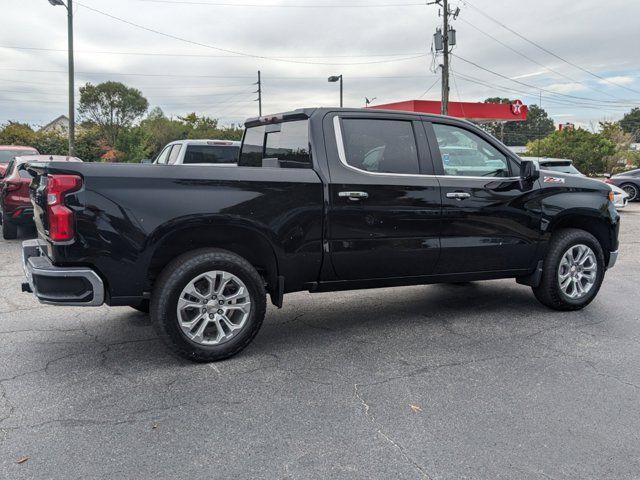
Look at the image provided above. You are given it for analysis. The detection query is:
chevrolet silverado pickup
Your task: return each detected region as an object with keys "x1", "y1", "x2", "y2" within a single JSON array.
[{"x1": 20, "y1": 108, "x2": 620, "y2": 362}]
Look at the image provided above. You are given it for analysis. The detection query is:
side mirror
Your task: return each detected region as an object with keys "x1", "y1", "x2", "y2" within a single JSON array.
[
  {"x1": 519, "y1": 159, "x2": 540, "y2": 182},
  {"x1": 141, "y1": 158, "x2": 153, "y2": 164},
  {"x1": 604, "y1": 173, "x2": 611, "y2": 179}
]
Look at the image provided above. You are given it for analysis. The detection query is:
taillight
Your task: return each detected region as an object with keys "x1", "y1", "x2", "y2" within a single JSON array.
[
  {"x1": 46, "y1": 174, "x2": 82, "y2": 242},
  {"x1": 604, "y1": 178, "x2": 613, "y2": 184}
]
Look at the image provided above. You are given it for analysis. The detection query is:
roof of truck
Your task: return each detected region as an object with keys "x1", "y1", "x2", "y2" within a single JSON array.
[{"x1": 244, "y1": 107, "x2": 472, "y2": 128}]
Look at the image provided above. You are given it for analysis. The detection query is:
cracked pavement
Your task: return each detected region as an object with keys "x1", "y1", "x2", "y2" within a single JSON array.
[{"x1": 1, "y1": 206, "x2": 640, "y2": 480}]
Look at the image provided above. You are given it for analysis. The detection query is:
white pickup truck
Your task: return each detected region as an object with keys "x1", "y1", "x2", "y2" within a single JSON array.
[{"x1": 152, "y1": 139, "x2": 240, "y2": 166}]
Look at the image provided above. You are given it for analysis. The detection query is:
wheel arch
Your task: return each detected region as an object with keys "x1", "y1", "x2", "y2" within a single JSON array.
[
  {"x1": 547, "y1": 212, "x2": 615, "y2": 264},
  {"x1": 144, "y1": 220, "x2": 280, "y2": 303}
]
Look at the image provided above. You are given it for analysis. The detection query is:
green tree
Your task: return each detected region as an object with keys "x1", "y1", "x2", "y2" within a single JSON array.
[
  {"x1": 482, "y1": 98, "x2": 555, "y2": 146},
  {"x1": 526, "y1": 128, "x2": 616, "y2": 175},
  {"x1": 139, "y1": 108, "x2": 189, "y2": 159},
  {"x1": 78, "y1": 81, "x2": 149, "y2": 147},
  {"x1": 32, "y1": 131, "x2": 67, "y2": 156},
  {"x1": 115, "y1": 126, "x2": 151, "y2": 163},
  {"x1": 599, "y1": 121, "x2": 640, "y2": 173},
  {"x1": 619, "y1": 107, "x2": 640, "y2": 141},
  {"x1": 0, "y1": 122, "x2": 37, "y2": 146}
]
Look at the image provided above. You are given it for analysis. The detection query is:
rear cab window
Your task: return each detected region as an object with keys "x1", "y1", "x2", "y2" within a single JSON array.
[{"x1": 239, "y1": 120, "x2": 311, "y2": 169}]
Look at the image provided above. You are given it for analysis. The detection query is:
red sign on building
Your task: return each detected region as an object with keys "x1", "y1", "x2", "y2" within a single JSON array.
[{"x1": 371, "y1": 99, "x2": 528, "y2": 122}]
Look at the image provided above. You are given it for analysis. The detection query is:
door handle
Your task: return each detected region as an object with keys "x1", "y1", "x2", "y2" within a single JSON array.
[
  {"x1": 338, "y1": 191, "x2": 369, "y2": 201},
  {"x1": 446, "y1": 191, "x2": 471, "y2": 200}
]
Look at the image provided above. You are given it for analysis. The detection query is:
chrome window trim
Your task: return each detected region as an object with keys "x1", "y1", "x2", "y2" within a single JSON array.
[{"x1": 332, "y1": 116, "x2": 520, "y2": 182}]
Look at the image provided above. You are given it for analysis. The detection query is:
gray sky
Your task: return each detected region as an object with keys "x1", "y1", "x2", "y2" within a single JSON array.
[{"x1": 1, "y1": 0, "x2": 639, "y2": 130}]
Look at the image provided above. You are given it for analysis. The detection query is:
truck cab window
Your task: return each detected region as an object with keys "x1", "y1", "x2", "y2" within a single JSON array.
[
  {"x1": 432, "y1": 123, "x2": 510, "y2": 177},
  {"x1": 155, "y1": 145, "x2": 172, "y2": 164},
  {"x1": 167, "y1": 144, "x2": 182, "y2": 165},
  {"x1": 341, "y1": 119, "x2": 419, "y2": 175},
  {"x1": 239, "y1": 121, "x2": 311, "y2": 168}
]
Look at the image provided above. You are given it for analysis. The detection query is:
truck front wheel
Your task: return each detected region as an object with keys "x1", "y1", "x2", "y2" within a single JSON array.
[
  {"x1": 151, "y1": 248, "x2": 266, "y2": 362},
  {"x1": 532, "y1": 228, "x2": 605, "y2": 311}
]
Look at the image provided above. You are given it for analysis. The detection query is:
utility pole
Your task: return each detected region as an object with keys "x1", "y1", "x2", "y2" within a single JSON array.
[
  {"x1": 49, "y1": 0, "x2": 75, "y2": 156},
  {"x1": 256, "y1": 70, "x2": 262, "y2": 117},
  {"x1": 431, "y1": 0, "x2": 458, "y2": 116},
  {"x1": 441, "y1": 0, "x2": 449, "y2": 116}
]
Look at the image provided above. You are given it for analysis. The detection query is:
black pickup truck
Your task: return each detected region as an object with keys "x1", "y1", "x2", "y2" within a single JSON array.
[{"x1": 21, "y1": 108, "x2": 620, "y2": 362}]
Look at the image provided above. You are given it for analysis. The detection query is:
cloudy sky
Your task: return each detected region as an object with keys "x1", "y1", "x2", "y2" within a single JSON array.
[{"x1": 1, "y1": 0, "x2": 639, "y2": 129}]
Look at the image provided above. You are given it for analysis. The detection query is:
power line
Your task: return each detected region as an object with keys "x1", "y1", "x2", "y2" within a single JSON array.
[
  {"x1": 136, "y1": 0, "x2": 426, "y2": 7},
  {"x1": 0, "y1": 67, "x2": 433, "y2": 80},
  {"x1": 462, "y1": 0, "x2": 640, "y2": 96},
  {"x1": 418, "y1": 77, "x2": 440, "y2": 98},
  {"x1": 456, "y1": 17, "x2": 626, "y2": 102},
  {"x1": 0, "y1": 44, "x2": 424, "y2": 59},
  {"x1": 452, "y1": 54, "x2": 639, "y2": 106},
  {"x1": 75, "y1": 2, "x2": 426, "y2": 66},
  {"x1": 451, "y1": 69, "x2": 632, "y2": 112}
]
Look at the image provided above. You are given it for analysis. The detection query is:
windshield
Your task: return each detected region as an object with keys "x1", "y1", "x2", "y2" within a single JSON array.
[
  {"x1": 0, "y1": 149, "x2": 37, "y2": 163},
  {"x1": 541, "y1": 163, "x2": 582, "y2": 175}
]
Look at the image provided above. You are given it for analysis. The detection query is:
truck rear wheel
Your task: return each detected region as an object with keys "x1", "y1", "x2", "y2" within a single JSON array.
[
  {"x1": 2, "y1": 218, "x2": 17, "y2": 240},
  {"x1": 150, "y1": 248, "x2": 266, "y2": 362},
  {"x1": 532, "y1": 228, "x2": 605, "y2": 311}
]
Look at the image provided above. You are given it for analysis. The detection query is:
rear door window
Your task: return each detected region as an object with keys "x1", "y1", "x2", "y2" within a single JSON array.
[
  {"x1": 183, "y1": 145, "x2": 239, "y2": 164},
  {"x1": 340, "y1": 118, "x2": 420, "y2": 175}
]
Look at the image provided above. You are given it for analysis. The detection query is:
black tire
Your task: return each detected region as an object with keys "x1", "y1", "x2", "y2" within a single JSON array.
[
  {"x1": 2, "y1": 218, "x2": 17, "y2": 240},
  {"x1": 532, "y1": 228, "x2": 605, "y2": 311},
  {"x1": 131, "y1": 300, "x2": 150, "y2": 314},
  {"x1": 620, "y1": 183, "x2": 639, "y2": 202},
  {"x1": 150, "y1": 248, "x2": 266, "y2": 362}
]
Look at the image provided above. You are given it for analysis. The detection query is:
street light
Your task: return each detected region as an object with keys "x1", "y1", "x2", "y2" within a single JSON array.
[
  {"x1": 328, "y1": 75, "x2": 343, "y2": 108},
  {"x1": 48, "y1": 0, "x2": 75, "y2": 156}
]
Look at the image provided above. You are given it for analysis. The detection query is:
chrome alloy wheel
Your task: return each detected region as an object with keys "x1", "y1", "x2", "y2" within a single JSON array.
[
  {"x1": 176, "y1": 271, "x2": 251, "y2": 346},
  {"x1": 557, "y1": 244, "x2": 598, "y2": 300}
]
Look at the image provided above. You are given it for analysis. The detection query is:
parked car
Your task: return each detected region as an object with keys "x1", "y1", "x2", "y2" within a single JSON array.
[
  {"x1": 0, "y1": 145, "x2": 39, "y2": 176},
  {"x1": 1, "y1": 155, "x2": 81, "y2": 239},
  {"x1": 522, "y1": 157, "x2": 628, "y2": 209},
  {"x1": 151, "y1": 139, "x2": 240, "y2": 165},
  {"x1": 21, "y1": 108, "x2": 619, "y2": 362},
  {"x1": 605, "y1": 169, "x2": 640, "y2": 201}
]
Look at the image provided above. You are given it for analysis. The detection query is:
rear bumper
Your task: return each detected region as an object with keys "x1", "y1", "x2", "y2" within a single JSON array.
[{"x1": 22, "y1": 239, "x2": 105, "y2": 306}]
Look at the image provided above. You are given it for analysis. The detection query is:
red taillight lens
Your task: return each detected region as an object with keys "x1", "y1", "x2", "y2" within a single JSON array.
[
  {"x1": 46, "y1": 174, "x2": 82, "y2": 242},
  {"x1": 604, "y1": 178, "x2": 613, "y2": 184}
]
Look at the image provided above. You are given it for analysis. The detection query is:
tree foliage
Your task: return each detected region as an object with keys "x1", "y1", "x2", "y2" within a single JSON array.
[
  {"x1": 78, "y1": 81, "x2": 149, "y2": 147},
  {"x1": 481, "y1": 98, "x2": 555, "y2": 146},
  {"x1": 525, "y1": 128, "x2": 616, "y2": 175},
  {"x1": 599, "y1": 121, "x2": 640, "y2": 173},
  {"x1": 619, "y1": 107, "x2": 640, "y2": 141}
]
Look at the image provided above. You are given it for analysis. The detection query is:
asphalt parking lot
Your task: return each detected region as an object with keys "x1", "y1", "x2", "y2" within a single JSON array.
[{"x1": 1, "y1": 206, "x2": 639, "y2": 480}]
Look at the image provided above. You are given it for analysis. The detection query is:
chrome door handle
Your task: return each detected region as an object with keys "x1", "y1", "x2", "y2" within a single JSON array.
[
  {"x1": 338, "y1": 191, "x2": 369, "y2": 201},
  {"x1": 446, "y1": 191, "x2": 471, "y2": 200}
]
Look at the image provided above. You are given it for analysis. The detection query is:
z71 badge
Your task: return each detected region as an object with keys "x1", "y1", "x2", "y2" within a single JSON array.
[{"x1": 543, "y1": 176, "x2": 565, "y2": 184}]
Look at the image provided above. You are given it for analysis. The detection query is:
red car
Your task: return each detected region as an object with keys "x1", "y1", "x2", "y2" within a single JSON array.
[
  {"x1": 1, "y1": 155, "x2": 82, "y2": 239},
  {"x1": 0, "y1": 146, "x2": 39, "y2": 177}
]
